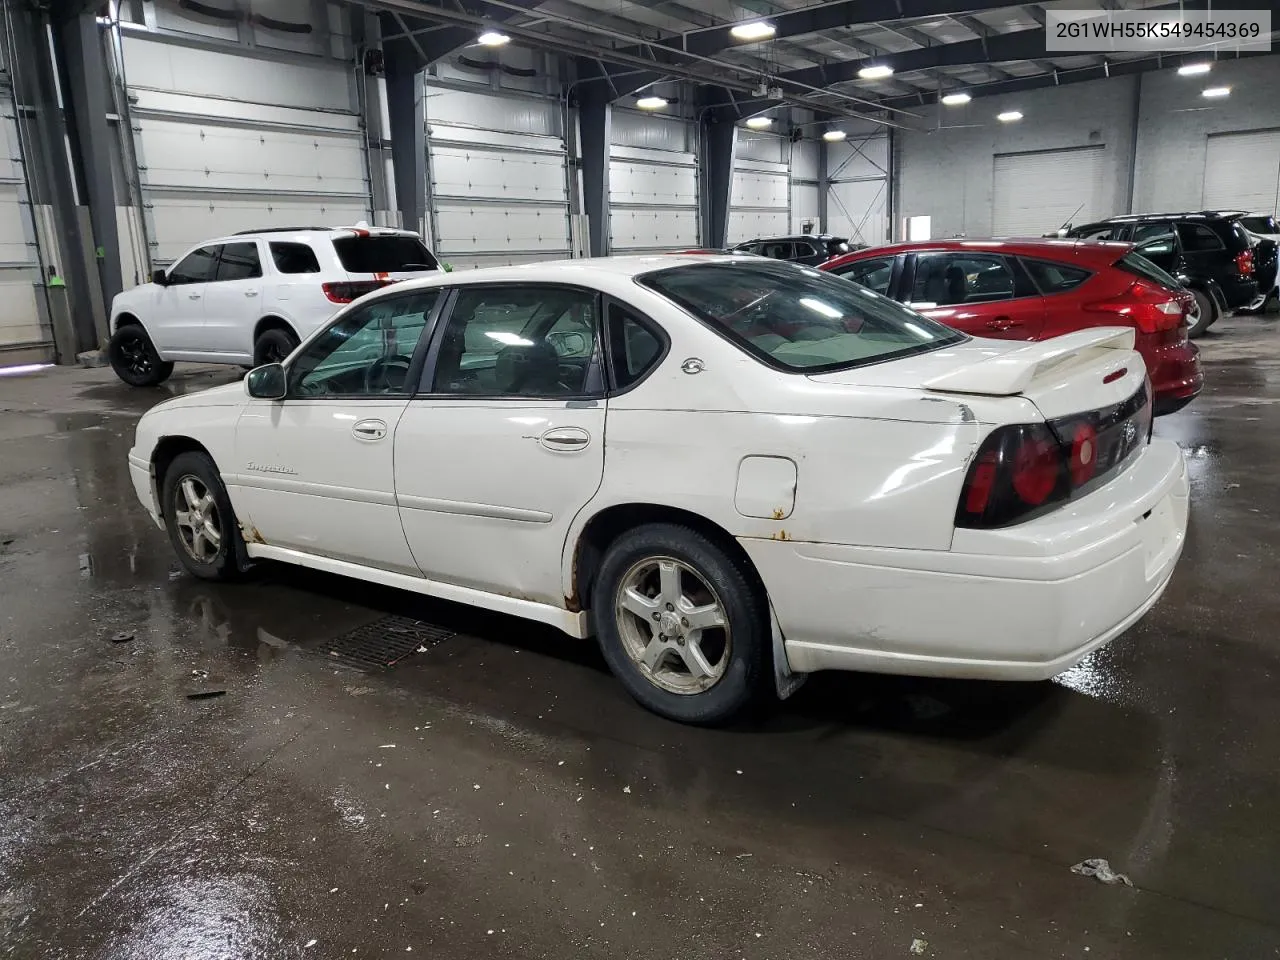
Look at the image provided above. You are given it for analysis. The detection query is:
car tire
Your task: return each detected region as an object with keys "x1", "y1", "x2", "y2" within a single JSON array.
[
  {"x1": 591, "y1": 523, "x2": 771, "y2": 725},
  {"x1": 161, "y1": 451, "x2": 245, "y2": 581},
  {"x1": 253, "y1": 327, "x2": 299, "y2": 367},
  {"x1": 1187, "y1": 288, "x2": 1217, "y2": 339},
  {"x1": 108, "y1": 323, "x2": 174, "y2": 387}
]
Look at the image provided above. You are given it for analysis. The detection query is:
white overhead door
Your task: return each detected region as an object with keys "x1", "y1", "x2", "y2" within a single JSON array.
[
  {"x1": 121, "y1": 36, "x2": 371, "y2": 265},
  {"x1": 993, "y1": 145, "x2": 1107, "y2": 237},
  {"x1": 425, "y1": 87, "x2": 570, "y2": 270},
  {"x1": 0, "y1": 71, "x2": 49, "y2": 360},
  {"x1": 729, "y1": 133, "x2": 789, "y2": 243},
  {"x1": 828, "y1": 132, "x2": 889, "y2": 245},
  {"x1": 609, "y1": 112, "x2": 698, "y2": 253},
  {"x1": 1204, "y1": 130, "x2": 1280, "y2": 214}
]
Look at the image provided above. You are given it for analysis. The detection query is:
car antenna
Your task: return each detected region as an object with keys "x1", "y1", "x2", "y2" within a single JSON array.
[{"x1": 1056, "y1": 202, "x2": 1086, "y2": 236}]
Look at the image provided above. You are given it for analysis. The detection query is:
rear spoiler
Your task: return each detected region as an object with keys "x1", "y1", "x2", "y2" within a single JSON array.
[{"x1": 925, "y1": 327, "x2": 1136, "y2": 397}]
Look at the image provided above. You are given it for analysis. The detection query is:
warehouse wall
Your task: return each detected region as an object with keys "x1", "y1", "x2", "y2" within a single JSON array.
[
  {"x1": 897, "y1": 77, "x2": 1138, "y2": 239},
  {"x1": 1133, "y1": 57, "x2": 1280, "y2": 212}
]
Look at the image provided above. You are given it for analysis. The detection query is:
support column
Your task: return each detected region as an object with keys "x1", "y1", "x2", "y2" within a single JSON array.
[
  {"x1": 817, "y1": 137, "x2": 829, "y2": 235},
  {"x1": 12, "y1": 4, "x2": 101, "y2": 358},
  {"x1": 384, "y1": 42, "x2": 426, "y2": 237},
  {"x1": 577, "y1": 89, "x2": 610, "y2": 258},
  {"x1": 57, "y1": 11, "x2": 123, "y2": 332},
  {"x1": 700, "y1": 107, "x2": 736, "y2": 250}
]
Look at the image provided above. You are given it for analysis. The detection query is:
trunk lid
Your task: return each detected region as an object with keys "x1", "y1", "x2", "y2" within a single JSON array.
[{"x1": 808, "y1": 327, "x2": 1146, "y2": 422}]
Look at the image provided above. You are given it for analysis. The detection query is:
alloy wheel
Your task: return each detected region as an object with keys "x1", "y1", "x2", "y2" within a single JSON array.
[
  {"x1": 173, "y1": 475, "x2": 222, "y2": 564},
  {"x1": 614, "y1": 556, "x2": 731, "y2": 695},
  {"x1": 117, "y1": 331, "x2": 153, "y2": 377}
]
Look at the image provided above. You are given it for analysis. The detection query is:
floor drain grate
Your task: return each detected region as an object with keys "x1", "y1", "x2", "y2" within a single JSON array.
[{"x1": 320, "y1": 616, "x2": 456, "y2": 670}]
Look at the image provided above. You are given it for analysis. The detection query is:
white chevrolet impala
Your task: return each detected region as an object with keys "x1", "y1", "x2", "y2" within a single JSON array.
[{"x1": 128, "y1": 256, "x2": 1189, "y2": 723}]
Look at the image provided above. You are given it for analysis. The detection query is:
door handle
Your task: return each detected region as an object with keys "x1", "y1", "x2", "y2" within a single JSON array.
[
  {"x1": 538, "y1": 426, "x2": 591, "y2": 452},
  {"x1": 245, "y1": 290, "x2": 260, "y2": 298},
  {"x1": 986, "y1": 316, "x2": 1023, "y2": 331},
  {"x1": 352, "y1": 419, "x2": 388, "y2": 441},
  {"x1": 188, "y1": 293, "x2": 202, "y2": 300}
]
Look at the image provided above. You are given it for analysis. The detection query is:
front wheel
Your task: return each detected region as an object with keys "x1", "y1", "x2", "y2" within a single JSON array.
[
  {"x1": 592, "y1": 523, "x2": 770, "y2": 725},
  {"x1": 108, "y1": 323, "x2": 174, "y2": 386},
  {"x1": 161, "y1": 451, "x2": 245, "y2": 581},
  {"x1": 1187, "y1": 288, "x2": 1217, "y2": 339}
]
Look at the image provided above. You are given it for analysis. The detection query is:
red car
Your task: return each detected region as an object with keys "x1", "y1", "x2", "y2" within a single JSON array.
[{"x1": 820, "y1": 239, "x2": 1202, "y2": 415}]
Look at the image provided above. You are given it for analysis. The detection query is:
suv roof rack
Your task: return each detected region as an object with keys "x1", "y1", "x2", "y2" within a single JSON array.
[{"x1": 233, "y1": 226, "x2": 331, "y2": 235}]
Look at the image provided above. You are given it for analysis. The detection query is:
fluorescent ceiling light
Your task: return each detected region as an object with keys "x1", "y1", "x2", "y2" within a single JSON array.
[
  {"x1": 997, "y1": 110, "x2": 1023, "y2": 122},
  {"x1": 1203, "y1": 86, "x2": 1231, "y2": 98},
  {"x1": 822, "y1": 130, "x2": 847, "y2": 142},
  {"x1": 941, "y1": 91, "x2": 971, "y2": 105},
  {"x1": 1178, "y1": 62, "x2": 1212, "y2": 76},
  {"x1": 476, "y1": 30, "x2": 509, "y2": 46},
  {"x1": 858, "y1": 64, "x2": 894, "y2": 79},
  {"x1": 635, "y1": 96, "x2": 668, "y2": 109},
  {"x1": 745, "y1": 116, "x2": 773, "y2": 129},
  {"x1": 730, "y1": 20, "x2": 776, "y2": 41}
]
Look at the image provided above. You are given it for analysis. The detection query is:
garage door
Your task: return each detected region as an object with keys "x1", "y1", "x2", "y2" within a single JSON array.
[
  {"x1": 993, "y1": 145, "x2": 1107, "y2": 236},
  {"x1": 425, "y1": 87, "x2": 570, "y2": 270},
  {"x1": 729, "y1": 133, "x2": 789, "y2": 244},
  {"x1": 122, "y1": 36, "x2": 371, "y2": 266},
  {"x1": 1204, "y1": 130, "x2": 1280, "y2": 214},
  {"x1": 0, "y1": 72, "x2": 49, "y2": 360},
  {"x1": 827, "y1": 132, "x2": 889, "y2": 245},
  {"x1": 609, "y1": 112, "x2": 698, "y2": 253}
]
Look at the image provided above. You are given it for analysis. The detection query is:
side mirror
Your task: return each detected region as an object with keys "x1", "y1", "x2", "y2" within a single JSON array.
[
  {"x1": 245, "y1": 363, "x2": 287, "y2": 400},
  {"x1": 152, "y1": 268, "x2": 168, "y2": 285}
]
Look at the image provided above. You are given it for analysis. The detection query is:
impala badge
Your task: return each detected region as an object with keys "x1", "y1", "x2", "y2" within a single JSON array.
[
  {"x1": 681, "y1": 357, "x2": 705, "y2": 375},
  {"x1": 247, "y1": 462, "x2": 297, "y2": 476}
]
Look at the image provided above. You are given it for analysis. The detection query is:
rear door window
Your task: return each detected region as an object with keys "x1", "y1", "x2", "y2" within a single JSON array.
[
  {"x1": 1020, "y1": 259, "x2": 1092, "y2": 293},
  {"x1": 1176, "y1": 223, "x2": 1225, "y2": 252},
  {"x1": 910, "y1": 252, "x2": 1017, "y2": 305},
  {"x1": 214, "y1": 241, "x2": 262, "y2": 281},
  {"x1": 270, "y1": 241, "x2": 322, "y2": 274},
  {"x1": 333, "y1": 235, "x2": 438, "y2": 274}
]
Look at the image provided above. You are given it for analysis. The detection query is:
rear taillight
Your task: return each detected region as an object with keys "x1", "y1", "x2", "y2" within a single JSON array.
[
  {"x1": 1083, "y1": 280, "x2": 1184, "y2": 334},
  {"x1": 322, "y1": 280, "x2": 391, "y2": 304},
  {"x1": 956, "y1": 385, "x2": 1151, "y2": 528},
  {"x1": 1236, "y1": 248, "x2": 1254, "y2": 276}
]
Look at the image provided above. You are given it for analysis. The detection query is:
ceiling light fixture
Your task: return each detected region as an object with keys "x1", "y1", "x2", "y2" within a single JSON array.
[
  {"x1": 1203, "y1": 86, "x2": 1231, "y2": 98},
  {"x1": 941, "y1": 91, "x2": 972, "y2": 105},
  {"x1": 858, "y1": 64, "x2": 894, "y2": 79},
  {"x1": 730, "y1": 20, "x2": 776, "y2": 41},
  {"x1": 823, "y1": 130, "x2": 847, "y2": 142},
  {"x1": 1178, "y1": 62, "x2": 1212, "y2": 76},
  {"x1": 635, "y1": 96, "x2": 668, "y2": 109},
  {"x1": 745, "y1": 116, "x2": 773, "y2": 129},
  {"x1": 997, "y1": 110, "x2": 1023, "y2": 122},
  {"x1": 476, "y1": 30, "x2": 509, "y2": 47}
]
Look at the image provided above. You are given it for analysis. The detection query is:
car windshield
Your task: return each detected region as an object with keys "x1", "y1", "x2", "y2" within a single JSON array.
[
  {"x1": 638, "y1": 261, "x2": 966, "y2": 373},
  {"x1": 333, "y1": 235, "x2": 438, "y2": 273}
]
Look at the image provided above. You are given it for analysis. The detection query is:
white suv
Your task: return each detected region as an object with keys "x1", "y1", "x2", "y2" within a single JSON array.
[{"x1": 107, "y1": 226, "x2": 439, "y2": 386}]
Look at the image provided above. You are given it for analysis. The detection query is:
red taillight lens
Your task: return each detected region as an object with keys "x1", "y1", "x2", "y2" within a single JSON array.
[
  {"x1": 322, "y1": 280, "x2": 391, "y2": 304},
  {"x1": 964, "y1": 451, "x2": 999, "y2": 515},
  {"x1": 1011, "y1": 434, "x2": 1060, "y2": 505},
  {"x1": 1083, "y1": 280, "x2": 1184, "y2": 334},
  {"x1": 1236, "y1": 248, "x2": 1254, "y2": 276}
]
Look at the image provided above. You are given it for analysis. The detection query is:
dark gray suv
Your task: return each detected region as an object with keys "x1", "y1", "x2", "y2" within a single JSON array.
[{"x1": 733, "y1": 235, "x2": 858, "y2": 266}]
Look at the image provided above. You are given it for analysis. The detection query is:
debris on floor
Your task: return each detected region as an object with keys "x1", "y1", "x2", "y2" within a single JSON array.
[
  {"x1": 110, "y1": 632, "x2": 134, "y2": 644},
  {"x1": 1071, "y1": 858, "x2": 1133, "y2": 887},
  {"x1": 909, "y1": 937, "x2": 929, "y2": 954}
]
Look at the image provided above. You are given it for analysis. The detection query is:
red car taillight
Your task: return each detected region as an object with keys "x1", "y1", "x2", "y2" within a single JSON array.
[
  {"x1": 956, "y1": 385, "x2": 1152, "y2": 528},
  {"x1": 1235, "y1": 248, "x2": 1254, "y2": 277},
  {"x1": 322, "y1": 280, "x2": 391, "y2": 304},
  {"x1": 1082, "y1": 280, "x2": 1185, "y2": 334}
]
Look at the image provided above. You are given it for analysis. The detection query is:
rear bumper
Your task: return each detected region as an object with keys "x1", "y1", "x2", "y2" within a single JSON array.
[
  {"x1": 744, "y1": 439, "x2": 1188, "y2": 681},
  {"x1": 1143, "y1": 339, "x2": 1202, "y2": 415},
  {"x1": 1219, "y1": 277, "x2": 1259, "y2": 309}
]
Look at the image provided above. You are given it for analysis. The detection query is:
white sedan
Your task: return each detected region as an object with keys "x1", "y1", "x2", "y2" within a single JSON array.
[{"x1": 128, "y1": 256, "x2": 1189, "y2": 724}]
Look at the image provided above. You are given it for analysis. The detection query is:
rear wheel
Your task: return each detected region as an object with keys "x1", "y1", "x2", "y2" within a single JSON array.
[
  {"x1": 108, "y1": 323, "x2": 173, "y2": 386},
  {"x1": 1187, "y1": 288, "x2": 1216, "y2": 339},
  {"x1": 253, "y1": 326, "x2": 299, "y2": 366},
  {"x1": 161, "y1": 451, "x2": 244, "y2": 581},
  {"x1": 592, "y1": 523, "x2": 770, "y2": 725}
]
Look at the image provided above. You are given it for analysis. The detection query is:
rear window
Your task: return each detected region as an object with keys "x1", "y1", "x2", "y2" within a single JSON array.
[
  {"x1": 332, "y1": 235, "x2": 438, "y2": 274},
  {"x1": 1177, "y1": 222, "x2": 1225, "y2": 252},
  {"x1": 1020, "y1": 258, "x2": 1092, "y2": 293},
  {"x1": 638, "y1": 261, "x2": 966, "y2": 374},
  {"x1": 1241, "y1": 215, "x2": 1279, "y2": 235},
  {"x1": 1117, "y1": 252, "x2": 1181, "y2": 290}
]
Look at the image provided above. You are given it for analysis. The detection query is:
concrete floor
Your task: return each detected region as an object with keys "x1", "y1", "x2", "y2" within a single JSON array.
[{"x1": 2, "y1": 317, "x2": 1279, "y2": 960}]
